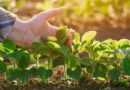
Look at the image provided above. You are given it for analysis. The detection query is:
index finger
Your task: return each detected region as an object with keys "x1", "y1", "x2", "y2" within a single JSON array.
[{"x1": 44, "y1": 6, "x2": 65, "y2": 20}]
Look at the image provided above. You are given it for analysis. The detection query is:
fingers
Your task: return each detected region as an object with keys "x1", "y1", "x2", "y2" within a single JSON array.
[
  {"x1": 43, "y1": 6, "x2": 64, "y2": 20},
  {"x1": 69, "y1": 29, "x2": 75, "y2": 36},
  {"x1": 45, "y1": 24, "x2": 59, "y2": 36},
  {"x1": 65, "y1": 29, "x2": 75, "y2": 46},
  {"x1": 66, "y1": 34, "x2": 73, "y2": 46}
]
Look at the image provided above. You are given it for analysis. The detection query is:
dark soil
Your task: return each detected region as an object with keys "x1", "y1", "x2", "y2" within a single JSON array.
[
  {"x1": 0, "y1": 76, "x2": 129, "y2": 90},
  {"x1": 0, "y1": 66, "x2": 129, "y2": 90}
]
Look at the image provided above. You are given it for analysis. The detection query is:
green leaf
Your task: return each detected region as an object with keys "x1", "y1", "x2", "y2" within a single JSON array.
[
  {"x1": 6, "y1": 68, "x2": 16, "y2": 81},
  {"x1": 73, "y1": 32, "x2": 80, "y2": 44},
  {"x1": 34, "y1": 45, "x2": 48, "y2": 54},
  {"x1": 56, "y1": 26, "x2": 69, "y2": 44},
  {"x1": 18, "y1": 52, "x2": 30, "y2": 69},
  {"x1": 3, "y1": 39, "x2": 15, "y2": 51},
  {"x1": 86, "y1": 66, "x2": 93, "y2": 74},
  {"x1": 17, "y1": 69, "x2": 28, "y2": 82},
  {"x1": 47, "y1": 42, "x2": 61, "y2": 51},
  {"x1": 32, "y1": 42, "x2": 42, "y2": 47},
  {"x1": 82, "y1": 31, "x2": 97, "y2": 42},
  {"x1": 37, "y1": 67, "x2": 46, "y2": 79},
  {"x1": 103, "y1": 39, "x2": 113, "y2": 45},
  {"x1": 38, "y1": 67, "x2": 53, "y2": 80},
  {"x1": 44, "y1": 69, "x2": 53, "y2": 79},
  {"x1": 119, "y1": 39, "x2": 130, "y2": 48},
  {"x1": 122, "y1": 57, "x2": 130, "y2": 75},
  {"x1": 47, "y1": 37, "x2": 57, "y2": 42},
  {"x1": 0, "y1": 57, "x2": 3, "y2": 61},
  {"x1": 65, "y1": 55, "x2": 78, "y2": 69},
  {"x1": 108, "y1": 67, "x2": 120, "y2": 81},
  {"x1": 52, "y1": 57, "x2": 64, "y2": 67},
  {"x1": 93, "y1": 63, "x2": 107, "y2": 78},
  {"x1": 121, "y1": 80, "x2": 129, "y2": 87},
  {"x1": 0, "y1": 61, "x2": 7, "y2": 72},
  {"x1": 126, "y1": 48, "x2": 130, "y2": 55},
  {"x1": 93, "y1": 42, "x2": 106, "y2": 52},
  {"x1": 28, "y1": 68, "x2": 38, "y2": 77},
  {"x1": 80, "y1": 57, "x2": 93, "y2": 66},
  {"x1": 7, "y1": 52, "x2": 21, "y2": 61},
  {"x1": 0, "y1": 43, "x2": 4, "y2": 51},
  {"x1": 28, "y1": 67, "x2": 53, "y2": 80},
  {"x1": 6, "y1": 69, "x2": 28, "y2": 82},
  {"x1": 60, "y1": 45, "x2": 69, "y2": 56},
  {"x1": 116, "y1": 53, "x2": 125, "y2": 60},
  {"x1": 67, "y1": 67, "x2": 81, "y2": 80}
]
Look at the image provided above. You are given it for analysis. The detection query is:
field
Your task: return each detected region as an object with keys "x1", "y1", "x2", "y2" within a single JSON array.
[{"x1": 0, "y1": 0, "x2": 130, "y2": 90}]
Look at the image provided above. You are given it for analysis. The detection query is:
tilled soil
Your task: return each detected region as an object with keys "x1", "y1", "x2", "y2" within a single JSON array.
[
  {"x1": 0, "y1": 77, "x2": 129, "y2": 90},
  {"x1": 0, "y1": 66, "x2": 130, "y2": 90}
]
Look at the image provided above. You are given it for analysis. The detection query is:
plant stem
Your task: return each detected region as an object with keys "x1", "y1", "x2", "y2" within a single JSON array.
[
  {"x1": 12, "y1": 60, "x2": 16, "y2": 69},
  {"x1": 36, "y1": 57, "x2": 40, "y2": 82},
  {"x1": 48, "y1": 58, "x2": 52, "y2": 69},
  {"x1": 64, "y1": 64, "x2": 67, "y2": 79},
  {"x1": 35, "y1": 55, "x2": 40, "y2": 68},
  {"x1": 47, "y1": 58, "x2": 52, "y2": 83},
  {"x1": 36, "y1": 60, "x2": 39, "y2": 68}
]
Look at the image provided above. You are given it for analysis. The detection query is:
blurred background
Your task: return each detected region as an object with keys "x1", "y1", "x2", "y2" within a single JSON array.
[{"x1": 0, "y1": 0, "x2": 130, "y2": 41}]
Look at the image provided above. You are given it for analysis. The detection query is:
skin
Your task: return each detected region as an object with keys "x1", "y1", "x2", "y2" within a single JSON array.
[{"x1": 7, "y1": 7, "x2": 75, "y2": 47}]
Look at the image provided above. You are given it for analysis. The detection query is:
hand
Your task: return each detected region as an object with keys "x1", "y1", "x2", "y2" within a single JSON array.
[{"x1": 7, "y1": 7, "x2": 75, "y2": 47}]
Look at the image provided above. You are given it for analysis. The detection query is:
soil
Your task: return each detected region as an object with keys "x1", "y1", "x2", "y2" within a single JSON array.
[
  {"x1": 0, "y1": 64, "x2": 129, "y2": 90},
  {"x1": 0, "y1": 76, "x2": 129, "y2": 90}
]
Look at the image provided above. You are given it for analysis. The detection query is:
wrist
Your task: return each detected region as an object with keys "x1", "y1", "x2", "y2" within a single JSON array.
[
  {"x1": 7, "y1": 19, "x2": 27, "y2": 46},
  {"x1": 0, "y1": 7, "x2": 16, "y2": 39}
]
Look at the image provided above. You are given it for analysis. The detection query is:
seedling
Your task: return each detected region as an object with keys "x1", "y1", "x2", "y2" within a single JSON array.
[{"x1": 0, "y1": 27, "x2": 130, "y2": 87}]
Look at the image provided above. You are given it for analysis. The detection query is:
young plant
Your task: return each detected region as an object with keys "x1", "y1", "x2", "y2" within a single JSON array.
[{"x1": 0, "y1": 39, "x2": 30, "y2": 83}]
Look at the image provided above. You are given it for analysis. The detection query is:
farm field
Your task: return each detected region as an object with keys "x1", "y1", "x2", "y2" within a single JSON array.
[{"x1": 0, "y1": 0, "x2": 130, "y2": 90}]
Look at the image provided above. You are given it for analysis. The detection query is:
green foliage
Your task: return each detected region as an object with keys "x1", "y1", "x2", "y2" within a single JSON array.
[
  {"x1": 3, "y1": 0, "x2": 130, "y2": 19},
  {"x1": 38, "y1": 67, "x2": 53, "y2": 80},
  {"x1": 0, "y1": 61, "x2": 7, "y2": 72},
  {"x1": 93, "y1": 63, "x2": 107, "y2": 79},
  {"x1": 28, "y1": 67, "x2": 53, "y2": 80},
  {"x1": 73, "y1": 32, "x2": 80, "y2": 45},
  {"x1": 67, "y1": 67, "x2": 81, "y2": 80},
  {"x1": 56, "y1": 26, "x2": 69, "y2": 44},
  {"x1": 108, "y1": 67, "x2": 121, "y2": 81},
  {"x1": 122, "y1": 57, "x2": 130, "y2": 75},
  {"x1": 82, "y1": 31, "x2": 97, "y2": 43},
  {"x1": 52, "y1": 57, "x2": 64, "y2": 67},
  {"x1": 17, "y1": 52, "x2": 30, "y2": 69},
  {"x1": 3, "y1": 39, "x2": 16, "y2": 52},
  {"x1": 0, "y1": 27, "x2": 130, "y2": 86},
  {"x1": 6, "y1": 68, "x2": 28, "y2": 82},
  {"x1": 65, "y1": 54, "x2": 78, "y2": 70}
]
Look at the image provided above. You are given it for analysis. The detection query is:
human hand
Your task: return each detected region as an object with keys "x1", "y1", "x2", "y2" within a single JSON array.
[{"x1": 7, "y1": 7, "x2": 75, "y2": 47}]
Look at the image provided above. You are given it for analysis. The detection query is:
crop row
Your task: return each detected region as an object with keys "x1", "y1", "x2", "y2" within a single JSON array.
[{"x1": 0, "y1": 26, "x2": 130, "y2": 86}]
